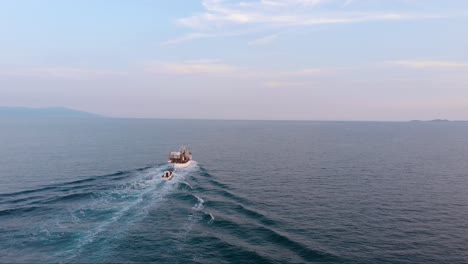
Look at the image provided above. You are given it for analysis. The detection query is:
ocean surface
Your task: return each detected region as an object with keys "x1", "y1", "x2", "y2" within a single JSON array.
[{"x1": 1, "y1": 118, "x2": 468, "y2": 263}]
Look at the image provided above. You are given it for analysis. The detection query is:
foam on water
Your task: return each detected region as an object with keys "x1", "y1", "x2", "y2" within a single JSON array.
[
  {"x1": 193, "y1": 195, "x2": 204, "y2": 210},
  {"x1": 0, "y1": 164, "x2": 199, "y2": 262},
  {"x1": 62, "y1": 167, "x2": 171, "y2": 260},
  {"x1": 180, "y1": 181, "x2": 193, "y2": 189},
  {"x1": 0, "y1": 159, "x2": 348, "y2": 262},
  {"x1": 0, "y1": 159, "x2": 345, "y2": 263}
]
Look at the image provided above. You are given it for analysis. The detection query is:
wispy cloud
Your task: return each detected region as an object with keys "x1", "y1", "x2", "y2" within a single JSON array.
[
  {"x1": 144, "y1": 59, "x2": 330, "y2": 85},
  {"x1": 281, "y1": 68, "x2": 324, "y2": 75},
  {"x1": 164, "y1": 0, "x2": 446, "y2": 45},
  {"x1": 160, "y1": 33, "x2": 213, "y2": 46},
  {"x1": 248, "y1": 0, "x2": 330, "y2": 8},
  {"x1": 263, "y1": 81, "x2": 311, "y2": 87},
  {"x1": 145, "y1": 60, "x2": 240, "y2": 75},
  {"x1": 178, "y1": 2, "x2": 422, "y2": 29},
  {"x1": 341, "y1": 0, "x2": 355, "y2": 7},
  {"x1": 388, "y1": 60, "x2": 468, "y2": 69},
  {"x1": 248, "y1": 33, "x2": 279, "y2": 46}
]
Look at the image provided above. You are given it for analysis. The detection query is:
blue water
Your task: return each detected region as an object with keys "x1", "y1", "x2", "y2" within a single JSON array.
[{"x1": 1, "y1": 118, "x2": 468, "y2": 263}]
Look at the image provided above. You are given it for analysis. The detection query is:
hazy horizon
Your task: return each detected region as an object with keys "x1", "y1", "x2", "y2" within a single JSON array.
[
  {"x1": 1, "y1": 0, "x2": 467, "y2": 121},
  {"x1": 1, "y1": 105, "x2": 464, "y2": 122}
]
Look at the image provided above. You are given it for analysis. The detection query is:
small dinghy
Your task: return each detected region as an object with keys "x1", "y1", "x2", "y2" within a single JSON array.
[{"x1": 162, "y1": 170, "x2": 174, "y2": 180}]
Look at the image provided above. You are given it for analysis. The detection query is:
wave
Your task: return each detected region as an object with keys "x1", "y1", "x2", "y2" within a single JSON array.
[
  {"x1": 62, "y1": 165, "x2": 196, "y2": 261},
  {"x1": 179, "y1": 181, "x2": 193, "y2": 190},
  {"x1": 207, "y1": 214, "x2": 342, "y2": 263},
  {"x1": 0, "y1": 167, "x2": 150, "y2": 202},
  {"x1": 0, "y1": 164, "x2": 198, "y2": 262},
  {"x1": 0, "y1": 206, "x2": 50, "y2": 217},
  {"x1": 185, "y1": 234, "x2": 275, "y2": 264},
  {"x1": 0, "y1": 162, "x2": 345, "y2": 263},
  {"x1": 173, "y1": 165, "x2": 345, "y2": 263},
  {"x1": 193, "y1": 195, "x2": 204, "y2": 210},
  {"x1": 204, "y1": 211, "x2": 215, "y2": 224}
]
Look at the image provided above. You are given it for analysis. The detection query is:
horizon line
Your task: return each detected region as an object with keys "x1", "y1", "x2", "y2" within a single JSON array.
[{"x1": 1, "y1": 106, "x2": 465, "y2": 122}]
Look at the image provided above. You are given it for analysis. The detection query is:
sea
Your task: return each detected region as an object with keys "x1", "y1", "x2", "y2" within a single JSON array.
[{"x1": 0, "y1": 118, "x2": 467, "y2": 263}]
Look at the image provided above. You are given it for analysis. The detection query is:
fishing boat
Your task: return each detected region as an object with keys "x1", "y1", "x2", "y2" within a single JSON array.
[
  {"x1": 161, "y1": 170, "x2": 174, "y2": 180},
  {"x1": 168, "y1": 146, "x2": 193, "y2": 168}
]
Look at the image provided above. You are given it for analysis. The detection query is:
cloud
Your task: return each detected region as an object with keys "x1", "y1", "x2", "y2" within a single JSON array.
[
  {"x1": 263, "y1": 81, "x2": 310, "y2": 87},
  {"x1": 261, "y1": 67, "x2": 325, "y2": 87},
  {"x1": 0, "y1": 67, "x2": 127, "y2": 79},
  {"x1": 281, "y1": 68, "x2": 323, "y2": 75},
  {"x1": 341, "y1": 0, "x2": 355, "y2": 7},
  {"x1": 146, "y1": 60, "x2": 239, "y2": 75},
  {"x1": 143, "y1": 59, "x2": 330, "y2": 85},
  {"x1": 388, "y1": 60, "x2": 468, "y2": 69},
  {"x1": 161, "y1": 33, "x2": 213, "y2": 46},
  {"x1": 178, "y1": 5, "x2": 418, "y2": 29},
  {"x1": 267, "y1": 0, "x2": 327, "y2": 6},
  {"x1": 163, "y1": 0, "x2": 445, "y2": 45},
  {"x1": 248, "y1": 33, "x2": 279, "y2": 46}
]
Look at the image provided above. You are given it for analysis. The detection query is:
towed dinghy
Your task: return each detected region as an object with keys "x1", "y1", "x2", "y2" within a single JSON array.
[{"x1": 161, "y1": 170, "x2": 174, "y2": 180}]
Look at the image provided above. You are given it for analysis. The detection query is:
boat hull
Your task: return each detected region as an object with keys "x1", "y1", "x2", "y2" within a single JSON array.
[
  {"x1": 162, "y1": 174, "x2": 173, "y2": 181},
  {"x1": 173, "y1": 160, "x2": 193, "y2": 168}
]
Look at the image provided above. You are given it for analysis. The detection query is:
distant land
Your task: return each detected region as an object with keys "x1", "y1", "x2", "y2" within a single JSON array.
[
  {"x1": 410, "y1": 119, "x2": 468, "y2": 123},
  {"x1": 0, "y1": 107, "x2": 465, "y2": 121},
  {"x1": 410, "y1": 119, "x2": 451, "y2": 122},
  {"x1": 0, "y1": 107, "x2": 104, "y2": 118}
]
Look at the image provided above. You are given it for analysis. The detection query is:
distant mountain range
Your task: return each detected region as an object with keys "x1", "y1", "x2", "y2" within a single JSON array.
[
  {"x1": 410, "y1": 119, "x2": 452, "y2": 122},
  {"x1": 0, "y1": 107, "x2": 104, "y2": 118}
]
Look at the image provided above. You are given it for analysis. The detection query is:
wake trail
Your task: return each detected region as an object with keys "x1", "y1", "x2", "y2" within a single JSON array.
[
  {"x1": 0, "y1": 163, "x2": 196, "y2": 263},
  {"x1": 63, "y1": 165, "x2": 194, "y2": 261}
]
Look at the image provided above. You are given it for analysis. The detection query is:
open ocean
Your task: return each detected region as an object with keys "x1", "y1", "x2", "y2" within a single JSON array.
[{"x1": 0, "y1": 118, "x2": 467, "y2": 263}]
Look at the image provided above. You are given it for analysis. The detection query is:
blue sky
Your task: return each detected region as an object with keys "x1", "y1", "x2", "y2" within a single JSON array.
[{"x1": 1, "y1": 0, "x2": 467, "y2": 120}]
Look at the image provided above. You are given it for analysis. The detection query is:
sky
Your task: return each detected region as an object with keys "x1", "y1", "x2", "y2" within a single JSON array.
[{"x1": 1, "y1": 0, "x2": 467, "y2": 121}]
